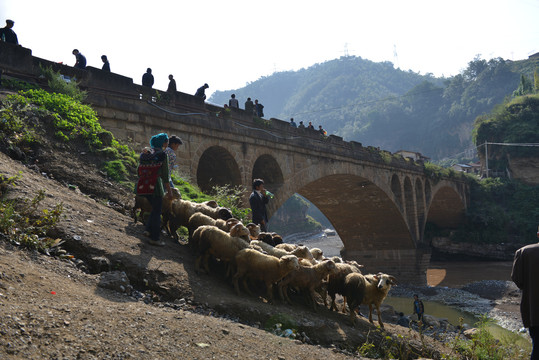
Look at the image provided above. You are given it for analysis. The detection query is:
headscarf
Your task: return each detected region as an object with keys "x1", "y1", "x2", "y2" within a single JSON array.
[{"x1": 150, "y1": 133, "x2": 168, "y2": 149}]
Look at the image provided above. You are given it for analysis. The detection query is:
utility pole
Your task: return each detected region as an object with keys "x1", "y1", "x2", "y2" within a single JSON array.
[{"x1": 484, "y1": 142, "x2": 489, "y2": 178}]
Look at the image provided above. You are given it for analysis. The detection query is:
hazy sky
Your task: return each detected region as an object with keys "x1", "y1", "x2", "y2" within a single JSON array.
[{"x1": 1, "y1": 0, "x2": 538, "y2": 98}]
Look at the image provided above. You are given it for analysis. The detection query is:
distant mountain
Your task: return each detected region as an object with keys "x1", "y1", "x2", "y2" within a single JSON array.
[{"x1": 210, "y1": 55, "x2": 539, "y2": 161}]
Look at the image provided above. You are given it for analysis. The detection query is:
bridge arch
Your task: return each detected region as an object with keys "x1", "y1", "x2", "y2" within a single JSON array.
[
  {"x1": 195, "y1": 145, "x2": 241, "y2": 193},
  {"x1": 251, "y1": 154, "x2": 284, "y2": 191},
  {"x1": 426, "y1": 184, "x2": 466, "y2": 228},
  {"x1": 288, "y1": 173, "x2": 414, "y2": 253}
]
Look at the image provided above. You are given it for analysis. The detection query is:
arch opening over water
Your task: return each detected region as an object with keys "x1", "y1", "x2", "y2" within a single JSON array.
[
  {"x1": 196, "y1": 146, "x2": 241, "y2": 193},
  {"x1": 295, "y1": 174, "x2": 415, "y2": 253}
]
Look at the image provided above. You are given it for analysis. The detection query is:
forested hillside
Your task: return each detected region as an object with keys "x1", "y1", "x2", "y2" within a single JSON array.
[{"x1": 210, "y1": 55, "x2": 539, "y2": 161}]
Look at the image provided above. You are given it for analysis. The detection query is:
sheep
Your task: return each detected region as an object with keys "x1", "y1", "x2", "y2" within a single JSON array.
[
  {"x1": 342, "y1": 272, "x2": 397, "y2": 329},
  {"x1": 132, "y1": 187, "x2": 181, "y2": 224},
  {"x1": 310, "y1": 248, "x2": 324, "y2": 261},
  {"x1": 233, "y1": 248, "x2": 299, "y2": 302},
  {"x1": 278, "y1": 259, "x2": 337, "y2": 311},
  {"x1": 167, "y1": 199, "x2": 233, "y2": 240},
  {"x1": 275, "y1": 243, "x2": 298, "y2": 252},
  {"x1": 187, "y1": 212, "x2": 239, "y2": 242},
  {"x1": 194, "y1": 223, "x2": 250, "y2": 275},
  {"x1": 256, "y1": 232, "x2": 282, "y2": 246},
  {"x1": 249, "y1": 240, "x2": 313, "y2": 262},
  {"x1": 324, "y1": 261, "x2": 364, "y2": 312},
  {"x1": 246, "y1": 223, "x2": 260, "y2": 240}
]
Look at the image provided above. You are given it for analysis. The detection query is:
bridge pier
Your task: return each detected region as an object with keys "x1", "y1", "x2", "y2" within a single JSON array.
[{"x1": 344, "y1": 247, "x2": 431, "y2": 286}]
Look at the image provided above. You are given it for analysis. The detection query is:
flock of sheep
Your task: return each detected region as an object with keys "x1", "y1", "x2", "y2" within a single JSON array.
[{"x1": 133, "y1": 190, "x2": 397, "y2": 329}]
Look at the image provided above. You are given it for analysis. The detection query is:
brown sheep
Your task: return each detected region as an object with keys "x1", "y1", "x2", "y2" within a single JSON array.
[
  {"x1": 167, "y1": 199, "x2": 233, "y2": 240},
  {"x1": 194, "y1": 223, "x2": 250, "y2": 275},
  {"x1": 343, "y1": 272, "x2": 397, "y2": 329},
  {"x1": 325, "y1": 261, "x2": 364, "y2": 312},
  {"x1": 132, "y1": 187, "x2": 181, "y2": 224},
  {"x1": 278, "y1": 259, "x2": 337, "y2": 311},
  {"x1": 233, "y1": 249, "x2": 299, "y2": 302},
  {"x1": 246, "y1": 223, "x2": 260, "y2": 240},
  {"x1": 249, "y1": 240, "x2": 313, "y2": 262}
]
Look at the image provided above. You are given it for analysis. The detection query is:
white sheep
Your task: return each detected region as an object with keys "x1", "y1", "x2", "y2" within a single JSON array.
[
  {"x1": 245, "y1": 223, "x2": 260, "y2": 240},
  {"x1": 275, "y1": 243, "x2": 298, "y2": 252},
  {"x1": 343, "y1": 272, "x2": 397, "y2": 329},
  {"x1": 278, "y1": 259, "x2": 337, "y2": 311},
  {"x1": 233, "y1": 248, "x2": 299, "y2": 302},
  {"x1": 193, "y1": 223, "x2": 250, "y2": 275},
  {"x1": 310, "y1": 248, "x2": 324, "y2": 261},
  {"x1": 187, "y1": 212, "x2": 239, "y2": 243},
  {"x1": 249, "y1": 240, "x2": 313, "y2": 262},
  {"x1": 167, "y1": 199, "x2": 233, "y2": 240}
]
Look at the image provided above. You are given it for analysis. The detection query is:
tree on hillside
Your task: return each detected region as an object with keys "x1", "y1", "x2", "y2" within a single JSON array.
[{"x1": 513, "y1": 74, "x2": 534, "y2": 97}]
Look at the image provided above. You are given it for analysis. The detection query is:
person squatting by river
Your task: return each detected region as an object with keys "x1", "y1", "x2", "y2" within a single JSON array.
[
  {"x1": 249, "y1": 178, "x2": 270, "y2": 232},
  {"x1": 135, "y1": 133, "x2": 172, "y2": 246},
  {"x1": 511, "y1": 227, "x2": 539, "y2": 360},
  {"x1": 413, "y1": 294, "x2": 424, "y2": 323}
]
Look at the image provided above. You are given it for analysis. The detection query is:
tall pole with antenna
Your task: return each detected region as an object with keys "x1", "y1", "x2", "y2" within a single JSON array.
[{"x1": 484, "y1": 142, "x2": 489, "y2": 178}]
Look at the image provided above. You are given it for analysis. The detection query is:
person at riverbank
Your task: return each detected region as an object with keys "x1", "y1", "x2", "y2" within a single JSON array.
[
  {"x1": 511, "y1": 227, "x2": 539, "y2": 360},
  {"x1": 249, "y1": 178, "x2": 269, "y2": 232},
  {"x1": 413, "y1": 294, "x2": 424, "y2": 323},
  {"x1": 136, "y1": 133, "x2": 172, "y2": 246}
]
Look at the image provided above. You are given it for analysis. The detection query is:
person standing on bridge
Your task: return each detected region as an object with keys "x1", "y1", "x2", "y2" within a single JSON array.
[
  {"x1": 0, "y1": 19, "x2": 18, "y2": 45},
  {"x1": 167, "y1": 74, "x2": 177, "y2": 93},
  {"x1": 244, "y1": 97, "x2": 254, "y2": 115},
  {"x1": 229, "y1": 94, "x2": 239, "y2": 108},
  {"x1": 142, "y1": 68, "x2": 154, "y2": 88},
  {"x1": 255, "y1": 99, "x2": 264, "y2": 118},
  {"x1": 511, "y1": 226, "x2": 539, "y2": 360},
  {"x1": 249, "y1": 178, "x2": 270, "y2": 232},
  {"x1": 101, "y1": 55, "x2": 110, "y2": 72}
]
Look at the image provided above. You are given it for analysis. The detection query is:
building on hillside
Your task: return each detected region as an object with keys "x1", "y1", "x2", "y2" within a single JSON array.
[
  {"x1": 528, "y1": 52, "x2": 539, "y2": 59},
  {"x1": 394, "y1": 150, "x2": 430, "y2": 162}
]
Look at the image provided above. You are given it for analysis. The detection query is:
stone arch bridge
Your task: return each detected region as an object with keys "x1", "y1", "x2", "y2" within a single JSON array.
[{"x1": 0, "y1": 43, "x2": 469, "y2": 284}]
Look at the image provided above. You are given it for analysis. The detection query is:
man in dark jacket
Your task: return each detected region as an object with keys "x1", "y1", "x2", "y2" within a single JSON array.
[
  {"x1": 142, "y1": 68, "x2": 154, "y2": 88},
  {"x1": 0, "y1": 19, "x2": 18, "y2": 44},
  {"x1": 511, "y1": 227, "x2": 539, "y2": 360},
  {"x1": 195, "y1": 83, "x2": 209, "y2": 100},
  {"x1": 249, "y1": 178, "x2": 269, "y2": 232},
  {"x1": 72, "y1": 49, "x2": 86, "y2": 69}
]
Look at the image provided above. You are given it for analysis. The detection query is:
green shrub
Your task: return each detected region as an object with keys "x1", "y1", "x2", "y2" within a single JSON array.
[
  {"x1": 103, "y1": 160, "x2": 128, "y2": 182},
  {"x1": 39, "y1": 65, "x2": 87, "y2": 101}
]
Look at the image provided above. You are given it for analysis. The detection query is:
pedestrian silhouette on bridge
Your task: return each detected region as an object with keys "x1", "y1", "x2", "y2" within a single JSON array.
[
  {"x1": 142, "y1": 68, "x2": 154, "y2": 88},
  {"x1": 101, "y1": 55, "x2": 110, "y2": 72},
  {"x1": 0, "y1": 19, "x2": 18, "y2": 45},
  {"x1": 72, "y1": 49, "x2": 86, "y2": 69},
  {"x1": 244, "y1": 97, "x2": 254, "y2": 115},
  {"x1": 195, "y1": 83, "x2": 209, "y2": 100}
]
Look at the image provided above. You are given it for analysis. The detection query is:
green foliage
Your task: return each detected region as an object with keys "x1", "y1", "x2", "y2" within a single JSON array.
[
  {"x1": 1, "y1": 78, "x2": 39, "y2": 91},
  {"x1": 209, "y1": 55, "x2": 539, "y2": 161},
  {"x1": 210, "y1": 184, "x2": 251, "y2": 223},
  {"x1": 264, "y1": 313, "x2": 298, "y2": 333},
  {"x1": 513, "y1": 74, "x2": 534, "y2": 97},
  {"x1": 424, "y1": 162, "x2": 468, "y2": 183},
  {"x1": 103, "y1": 160, "x2": 128, "y2": 182},
  {"x1": 447, "y1": 315, "x2": 531, "y2": 360},
  {"x1": 39, "y1": 65, "x2": 86, "y2": 101},
  {"x1": 450, "y1": 177, "x2": 539, "y2": 243},
  {"x1": 1, "y1": 88, "x2": 138, "y2": 184},
  {"x1": 356, "y1": 330, "x2": 418, "y2": 359},
  {"x1": 0, "y1": 176, "x2": 64, "y2": 252},
  {"x1": 473, "y1": 94, "x2": 539, "y2": 159}
]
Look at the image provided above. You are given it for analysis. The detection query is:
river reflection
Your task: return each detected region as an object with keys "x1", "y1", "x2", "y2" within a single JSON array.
[{"x1": 427, "y1": 261, "x2": 513, "y2": 287}]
